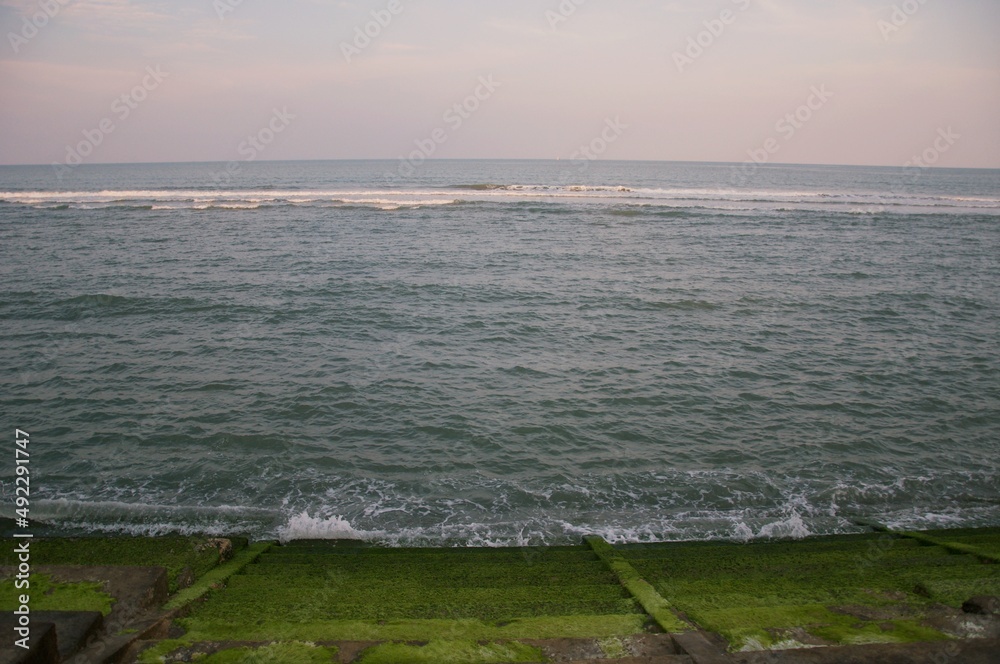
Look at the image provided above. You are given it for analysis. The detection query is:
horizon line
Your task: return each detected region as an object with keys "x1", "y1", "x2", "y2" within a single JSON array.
[{"x1": 1, "y1": 157, "x2": 999, "y2": 172}]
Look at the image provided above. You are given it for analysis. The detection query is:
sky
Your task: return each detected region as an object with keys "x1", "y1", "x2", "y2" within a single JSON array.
[{"x1": 0, "y1": 0, "x2": 998, "y2": 168}]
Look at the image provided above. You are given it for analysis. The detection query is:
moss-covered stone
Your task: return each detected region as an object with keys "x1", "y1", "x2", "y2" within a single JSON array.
[
  {"x1": 0, "y1": 573, "x2": 114, "y2": 614},
  {"x1": 584, "y1": 536, "x2": 689, "y2": 633},
  {"x1": 597, "y1": 636, "x2": 628, "y2": 658},
  {"x1": 199, "y1": 642, "x2": 338, "y2": 663},
  {"x1": 110, "y1": 528, "x2": 1000, "y2": 656},
  {"x1": 169, "y1": 615, "x2": 645, "y2": 648},
  {"x1": 0, "y1": 536, "x2": 239, "y2": 593},
  {"x1": 163, "y1": 542, "x2": 273, "y2": 611},
  {"x1": 618, "y1": 532, "x2": 990, "y2": 650},
  {"x1": 898, "y1": 530, "x2": 1000, "y2": 563},
  {"x1": 178, "y1": 542, "x2": 644, "y2": 643}
]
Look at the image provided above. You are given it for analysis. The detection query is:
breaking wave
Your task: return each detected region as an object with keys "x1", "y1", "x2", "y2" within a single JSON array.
[{"x1": 2, "y1": 185, "x2": 998, "y2": 214}]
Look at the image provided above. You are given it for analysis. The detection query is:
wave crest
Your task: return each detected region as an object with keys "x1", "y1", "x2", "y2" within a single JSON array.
[{"x1": 276, "y1": 512, "x2": 378, "y2": 544}]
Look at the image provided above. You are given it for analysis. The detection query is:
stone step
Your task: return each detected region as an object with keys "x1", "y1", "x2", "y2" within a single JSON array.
[
  {"x1": 0, "y1": 611, "x2": 102, "y2": 663},
  {"x1": 0, "y1": 621, "x2": 58, "y2": 664},
  {"x1": 526, "y1": 634, "x2": 686, "y2": 662},
  {"x1": 671, "y1": 631, "x2": 732, "y2": 664},
  {"x1": 727, "y1": 637, "x2": 1000, "y2": 663},
  {"x1": 36, "y1": 612, "x2": 103, "y2": 662}
]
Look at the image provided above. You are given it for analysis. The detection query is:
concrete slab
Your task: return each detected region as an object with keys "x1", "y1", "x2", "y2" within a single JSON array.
[
  {"x1": 672, "y1": 631, "x2": 732, "y2": 664},
  {"x1": 729, "y1": 638, "x2": 1000, "y2": 664},
  {"x1": 0, "y1": 621, "x2": 58, "y2": 664},
  {"x1": 524, "y1": 634, "x2": 683, "y2": 661},
  {"x1": 334, "y1": 641, "x2": 380, "y2": 664},
  {"x1": 964, "y1": 596, "x2": 1000, "y2": 616},
  {"x1": 31, "y1": 566, "x2": 167, "y2": 633},
  {"x1": 0, "y1": 566, "x2": 168, "y2": 664},
  {"x1": 33, "y1": 612, "x2": 102, "y2": 661}
]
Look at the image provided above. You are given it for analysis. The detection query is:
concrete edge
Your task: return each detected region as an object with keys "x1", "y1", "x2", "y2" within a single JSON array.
[
  {"x1": 853, "y1": 520, "x2": 1000, "y2": 564},
  {"x1": 162, "y1": 541, "x2": 274, "y2": 611},
  {"x1": 583, "y1": 536, "x2": 692, "y2": 635}
]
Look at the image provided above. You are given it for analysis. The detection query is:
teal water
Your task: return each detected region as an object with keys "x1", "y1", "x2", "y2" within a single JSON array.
[{"x1": 1, "y1": 160, "x2": 998, "y2": 544}]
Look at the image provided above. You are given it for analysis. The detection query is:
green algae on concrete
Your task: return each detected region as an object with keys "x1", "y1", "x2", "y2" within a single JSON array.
[
  {"x1": 357, "y1": 640, "x2": 543, "y2": 664},
  {"x1": 175, "y1": 541, "x2": 647, "y2": 645},
  {"x1": 0, "y1": 536, "x2": 239, "y2": 592},
  {"x1": 897, "y1": 530, "x2": 1000, "y2": 564},
  {"x1": 137, "y1": 528, "x2": 1000, "y2": 657},
  {"x1": 176, "y1": 615, "x2": 647, "y2": 644},
  {"x1": 0, "y1": 573, "x2": 114, "y2": 614},
  {"x1": 618, "y1": 533, "x2": 984, "y2": 650},
  {"x1": 584, "y1": 536, "x2": 689, "y2": 633},
  {"x1": 163, "y1": 541, "x2": 273, "y2": 611},
  {"x1": 810, "y1": 619, "x2": 948, "y2": 646},
  {"x1": 138, "y1": 638, "x2": 189, "y2": 664},
  {"x1": 597, "y1": 636, "x2": 628, "y2": 658},
  {"x1": 197, "y1": 642, "x2": 338, "y2": 664}
]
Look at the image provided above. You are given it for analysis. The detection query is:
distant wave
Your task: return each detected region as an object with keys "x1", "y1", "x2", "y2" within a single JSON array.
[
  {"x1": 3, "y1": 185, "x2": 998, "y2": 214},
  {"x1": 449, "y1": 183, "x2": 511, "y2": 191},
  {"x1": 451, "y1": 183, "x2": 634, "y2": 193},
  {"x1": 1, "y1": 189, "x2": 464, "y2": 211}
]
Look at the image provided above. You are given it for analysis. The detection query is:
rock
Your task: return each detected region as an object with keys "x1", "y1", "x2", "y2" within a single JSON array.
[
  {"x1": 175, "y1": 566, "x2": 195, "y2": 589},
  {"x1": 962, "y1": 596, "x2": 1000, "y2": 616},
  {"x1": 203, "y1": 538, "x2": 234, "y2": 562}
]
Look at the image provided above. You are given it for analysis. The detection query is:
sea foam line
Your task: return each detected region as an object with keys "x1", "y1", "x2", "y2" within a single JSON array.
[{"x1": 3, "y1": 186, "x2": 997, "y2": 211}]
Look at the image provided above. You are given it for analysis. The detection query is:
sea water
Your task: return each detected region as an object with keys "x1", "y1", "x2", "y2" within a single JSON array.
[{"x1": 1, "y1": 159, "x2": 998, "y2": 545}]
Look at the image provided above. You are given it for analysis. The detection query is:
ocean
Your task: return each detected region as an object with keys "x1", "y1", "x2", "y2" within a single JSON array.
[{"x1": 1, "y1": 159, "x2": 998, "y2": 545}]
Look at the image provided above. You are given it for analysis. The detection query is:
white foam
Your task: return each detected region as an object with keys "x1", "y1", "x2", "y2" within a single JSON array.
[
  {"x1": 0, "y1": 189, "x2": 462, "y2": 210},
  {"x1": 24, "y1": 467, "x2": 1000, "y2": 546},
  {"x1": 276, "y1": 511, "x2": 380, "y2": 544},
  {"x1": 34, "y1": 497, "x2": 278, "y2": 516},
  {"x1": 3, "y1": 185, "x2": 998, "y2": 214},
  {"x1": 732, "y1": 522, "x2": 755, "y2": 542},
  {"x1": 336, "y1": 198, "x2": 460, "y2": 208},
  {"x1": 755, "y1": 511, "x2": 812, "y2": 540}
]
